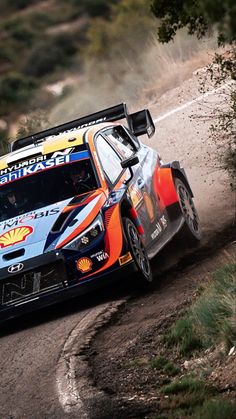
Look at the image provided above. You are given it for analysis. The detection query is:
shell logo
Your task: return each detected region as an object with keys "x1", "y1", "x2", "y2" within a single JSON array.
[
  {"x1": 0, "y1": 226, "x2": 33, "y2": 248},
  {"x1": 76, "y1": 257, "x2": 93, "y2": 273}
]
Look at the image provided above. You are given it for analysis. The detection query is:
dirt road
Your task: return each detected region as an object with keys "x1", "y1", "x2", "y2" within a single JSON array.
[{"x1": 0, "y1": 72, "x2": 235, "y2": 418}]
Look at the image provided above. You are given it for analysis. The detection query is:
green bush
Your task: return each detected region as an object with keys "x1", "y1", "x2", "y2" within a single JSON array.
[
  {"x1": 161, "y1": 377, "x2": 207, "y2": 395},
  {"x1": 79, "y1": 0, "x2": 117, "y2": 17},
  {"x1": 63, "y1": 0, "x2": 117, "y2": 17},
  {"x1": 16, "y1": 110, "x2": 49, "y2": 139},
  {"x1": 11, "y1": 0, "x2": 39, "y2": 9},
  {"x1": 0, "y1": 0, "x2": 39, "y2": 12},
  {"x1": 225, "y1": 145, "x2": 236, "y2": 189},
  {"x1": 164, "y1": 317, "x2": 203, "y2": 356},
  {"x1": 24, "y1": 34, "x2": 77, "y2": 77},
  {"x1": 0, "y1": 43, "x2": 14, "y2": 64},
  {"x1": 84, "y1": 0, "x2": 154, "y2": 61},
  {"x1": 149, "y1": 356, "x2": 180, "y2": 376},
  {"x1": 0, "y1": 72, "x2": 37, "y2": 114},
  {"x1": 192, "y1": 264, "x2": 236, "y2": 349},
  {"x1": 2, "y1": 17, "x2": 36, "y2": 46},
  {"x1": 194, "y1": 399, "x2": 236, "y2": 419},
  {"x1": 0, "y1": 134, "x2": 9, "y2": 156}
]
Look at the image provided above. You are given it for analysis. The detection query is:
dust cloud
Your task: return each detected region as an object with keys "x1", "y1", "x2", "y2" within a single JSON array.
[{"x1": 50, "y1": 30, "x2": 217, "y2": 124}]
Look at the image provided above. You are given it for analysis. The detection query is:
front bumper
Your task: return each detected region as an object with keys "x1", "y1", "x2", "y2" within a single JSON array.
[{"x1": 0, "y1": 249, "x2": 136, "y2": 323}]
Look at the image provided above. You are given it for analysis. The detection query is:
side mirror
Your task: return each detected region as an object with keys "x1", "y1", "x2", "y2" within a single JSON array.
[
  {"x1": 129, "y1": 109, "x2": 155, "y2": 138},
  {"x1": 121, "y1": 155, "x2": 139, "y2": 185},
  {"x1": 121, "y1": 155, "x2": 139, "y2": 169}
]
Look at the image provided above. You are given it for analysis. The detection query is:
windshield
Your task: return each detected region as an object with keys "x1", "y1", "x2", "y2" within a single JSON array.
[{"x1": 0, "y1": 158, "x2": 98, "y2": 222}]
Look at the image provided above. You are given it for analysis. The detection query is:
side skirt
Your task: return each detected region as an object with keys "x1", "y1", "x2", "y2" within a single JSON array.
[{"x1": 147, "y1": 216, "x2": 184, "y2": 260}]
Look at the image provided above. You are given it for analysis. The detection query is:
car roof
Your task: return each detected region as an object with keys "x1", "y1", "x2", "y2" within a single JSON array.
[
  {"x1": 0, "y1": 102, "x2": 155, "y2": 171},
  {"x1": 0, "y1": 123, "x2": 113, "y2": 172}
]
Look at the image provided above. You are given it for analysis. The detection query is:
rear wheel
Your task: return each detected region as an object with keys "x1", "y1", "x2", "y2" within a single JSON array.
[
  {"x1": 123, "y1": 217, "x2": 153, "y2": 285},
  {"x1": 175, "y1": 177, "x2": 202, "y2": 245}
]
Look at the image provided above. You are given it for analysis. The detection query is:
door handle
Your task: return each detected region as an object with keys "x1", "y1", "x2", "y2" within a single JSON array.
[{"x1": 137, "y1": 178, "x2": 145, "y2": 189}]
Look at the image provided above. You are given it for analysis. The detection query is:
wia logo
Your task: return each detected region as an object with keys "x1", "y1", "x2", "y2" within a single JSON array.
[{"x1": 96, "y1": 252, "x2": 109, "y2": 262}]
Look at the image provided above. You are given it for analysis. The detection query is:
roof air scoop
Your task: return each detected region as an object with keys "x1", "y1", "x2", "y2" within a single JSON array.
[{"x1": 7, "y1": 145, "x2": 43, "y2": 166}]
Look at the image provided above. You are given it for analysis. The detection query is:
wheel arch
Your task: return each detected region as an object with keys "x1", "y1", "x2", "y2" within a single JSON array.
[
  {"x1": 119, "y1": 196, "x2": 144, "y2": 235},
  {"x1": 161, "y1": 161, "x2": 194, "y2": 197}
]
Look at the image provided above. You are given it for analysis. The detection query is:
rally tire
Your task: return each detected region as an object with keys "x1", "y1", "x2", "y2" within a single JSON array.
[
  {"x1": 174, "y1": 177, "x2": 202, "y2": 245},
  {"x1": 123, "y1": 217, "x2": 153, "y2": 285}
]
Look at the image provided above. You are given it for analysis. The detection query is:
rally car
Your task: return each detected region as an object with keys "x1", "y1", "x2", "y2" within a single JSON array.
[{"x1": 0, "y1": 103, "x2": 201, "y2": 322}]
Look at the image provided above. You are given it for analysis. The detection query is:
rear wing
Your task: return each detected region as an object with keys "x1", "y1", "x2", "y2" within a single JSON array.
[{"x1": 11, "y1": 103, "x2": 155, "y2": 152}]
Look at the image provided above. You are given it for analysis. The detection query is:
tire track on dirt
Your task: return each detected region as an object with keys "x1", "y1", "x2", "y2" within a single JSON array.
[{"x1": 56, "y1": 300, "x2": 126, "y2": 417}]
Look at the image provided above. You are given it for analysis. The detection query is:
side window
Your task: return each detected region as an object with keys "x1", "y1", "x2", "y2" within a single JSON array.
[
  {"x1": 105, "y1": 126, "x2": 139, "y2": 158},
  {"x1": 96, "y1": 135, "x2": 122, "y2": 184},
  {"x1": 124, "y1": 127, "x2": 141, "y2": 150}
]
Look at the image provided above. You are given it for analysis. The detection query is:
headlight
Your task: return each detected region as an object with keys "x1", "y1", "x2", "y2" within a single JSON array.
[{"x1": 64, "y1": 214, "x2": 104, "y2": 251}]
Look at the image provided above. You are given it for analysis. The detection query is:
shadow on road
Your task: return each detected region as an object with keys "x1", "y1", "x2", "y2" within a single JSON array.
[{"x1": 0, "y1": 222, "x2": 234, "y2": 337}]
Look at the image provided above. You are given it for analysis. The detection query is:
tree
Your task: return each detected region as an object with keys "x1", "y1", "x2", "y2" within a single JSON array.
[
  {"x1": 151, "y1": 0, "x2": 236, "y2": 186},
  {"x1": 151, "y1": 0, "x2": 236, "y2": 44}
]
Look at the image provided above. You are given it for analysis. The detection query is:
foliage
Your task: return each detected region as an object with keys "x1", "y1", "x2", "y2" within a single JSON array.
[
  {"x1": 77, "y1": 0, "x2": 118, "y2": 18},
  {"x1": 15, "y1": 110, "x2": 49, "y2": 139},
  {"x1": 165, "y1": 264, "x2": 236, "y2": 353},
  {"x1": 0, "y1": 72, "x2": 37, "y2": 115},
  {"x1": 151, "y1": 0, "x2": 236, "y2": 44},
  {"x1": 202, "y1": 49, "x2": 236, "y2": 187},
  {"x1": 24, "y1": 34, "x2": 77, "y2": 77},
  {"x1": 151, "y1": 0, "x2": 236, "y2": 188},
  {"x1": 149, "y1": 356, "x2": 180, "y2": 375},
  {"x1": 163, "y1": 317, "x2": 203, "y2": 355},
  {"x1": 0, "y1": 134, "x2": 9, "y2": 156},
  {"x1": 2, "y1": 17, "x2": 36, "y2": 47},
  {"x1": 84, "y1": 0, "x2": 154, "y2": 62},
  {"x1": 194, "y1": 399, "x2": 236, "y2": 419},
  {"x1": 0, "y1": 0, "x2": 39, "y2": 13},
  {"x1": 192, "y1": 264, "x2": 236, "y2": 349},
  {"x1": 161, "y1": 376, "x2": 208, "y2": 395},
  {"x1": 58, "y1": 0, "x2": 117, "y2": 18}
]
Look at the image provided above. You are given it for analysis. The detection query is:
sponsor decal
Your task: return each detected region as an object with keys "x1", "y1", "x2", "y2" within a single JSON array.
[
  {"x1": 143, "y1": 192, "x2": 155, "y2": 222},
  {"x1": 160, "y1": 214, "x2": 168, "y2": 229},
  {"x1": 151, "y1": 215, "x2": 168, "y2": 240},
  {"x1": 8, "y1": 263, "x2": 24, "y2": 274},
  {"x1": 129, "y1": 185, "x2": 143, "y2": 208},
  {"x1": 0, "y1": 150, "x2": 89, "y2": 185},
  {"x1": 0, "y1": 226, "x2": 33, "y2": 248},
  {"x1": 76, "y1": 257, "x2": 93, "y2": 273},
  {"x1": 119, "y1": 252, "x2": 133, "y2": 266},
  {"x1": 77, "y1": 117, "x2": 107, "y2": 130},
  {"x1": 51, "y1": 148, "x2": 74, "y2": 158},
  {"x1": 1, "y1": 208, "x2": 60, "y2": 230},
  {"x1": 151, "y1": 223, "x2": 162, "y2": 240},
  {"x1": 1, "y1": 155, "x2": 47, "y2": 176},
  {"x1": 1, "y1": 148, "x2": 75, "y2": 176},
  {"x1": 91, "y1": 251, "x2": 109, "y2": 262},
  {"x1": 104, "y1": 190, "x2": 124, "y2": 208}
]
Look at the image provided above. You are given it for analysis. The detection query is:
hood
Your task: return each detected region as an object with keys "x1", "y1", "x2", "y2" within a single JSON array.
[{"x1": 0, "y1": 190, "x2": 106, "y2": 267}]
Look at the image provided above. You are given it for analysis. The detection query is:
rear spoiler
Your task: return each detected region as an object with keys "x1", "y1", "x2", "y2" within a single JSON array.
[{"x1": 11, "y1": 103, "x2": 155, "y2": 152}]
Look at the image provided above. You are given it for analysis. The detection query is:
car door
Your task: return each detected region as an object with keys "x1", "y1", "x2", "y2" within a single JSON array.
[{"x1": 102, "y1": 126, "x2": 159, "y2": 242}]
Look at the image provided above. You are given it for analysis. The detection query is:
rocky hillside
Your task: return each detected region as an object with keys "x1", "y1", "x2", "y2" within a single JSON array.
[{"x1": 0, "y1": 0, "x2": 155, "y2": 153}]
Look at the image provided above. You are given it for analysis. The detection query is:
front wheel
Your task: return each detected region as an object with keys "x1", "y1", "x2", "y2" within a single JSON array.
[
  {"x1": 123, "y1": 217, "x2": 153, "y2": 285},
  {"x1": 175, "y1": 177, "x2": 202, "y2": 245}
]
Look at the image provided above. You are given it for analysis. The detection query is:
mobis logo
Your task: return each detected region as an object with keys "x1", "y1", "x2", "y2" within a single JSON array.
[{"x1": 1, "y1": 208, "x2": 60, "y2": 230}]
